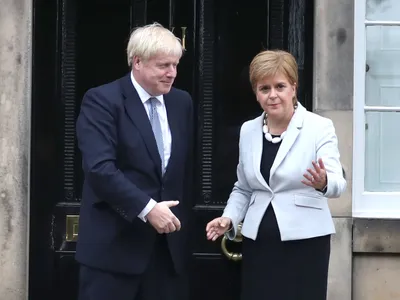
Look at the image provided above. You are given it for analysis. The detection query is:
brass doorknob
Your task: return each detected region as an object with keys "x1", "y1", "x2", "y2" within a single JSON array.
[{"x1": 221, "y1": 223, "x2": 243, "y2": 261}]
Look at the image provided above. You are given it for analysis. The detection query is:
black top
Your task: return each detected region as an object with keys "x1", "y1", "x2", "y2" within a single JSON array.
[{"x1": 260, "y1": 133, "x2": 282, "y2": 185}]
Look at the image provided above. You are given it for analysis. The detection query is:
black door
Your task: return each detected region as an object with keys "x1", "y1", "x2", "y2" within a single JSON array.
[{"x1": 30, "y1": 0, "x2": 313, "y2": 299}]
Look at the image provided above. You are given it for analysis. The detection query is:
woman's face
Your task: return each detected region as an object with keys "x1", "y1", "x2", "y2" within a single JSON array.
[{"x1": 255, "y1": 72, "x2": 296, "y2": 120}]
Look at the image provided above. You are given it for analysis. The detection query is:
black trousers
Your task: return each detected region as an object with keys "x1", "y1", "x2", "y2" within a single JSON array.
[
  {"x1": 78, "y1": 235, "x2": 188, "y2": 300},
  {"x1": 241, "y1": 205, "x2": 331, "y2": 300}
]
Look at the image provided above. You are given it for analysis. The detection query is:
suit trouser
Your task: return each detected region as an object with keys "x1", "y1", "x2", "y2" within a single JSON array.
[{"x1": 78, "y1": 235, "x2": 188, "y2": 300}]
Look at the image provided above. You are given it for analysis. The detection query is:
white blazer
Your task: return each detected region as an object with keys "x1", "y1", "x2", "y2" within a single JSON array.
[{"x1": 222, "y1": 103, "x2": 346, "y2": 241}]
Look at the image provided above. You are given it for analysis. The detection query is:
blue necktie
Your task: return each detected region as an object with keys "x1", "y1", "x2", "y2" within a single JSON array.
[{"x1": 149, "y1": 97, "x2": 165, "y2": 174}]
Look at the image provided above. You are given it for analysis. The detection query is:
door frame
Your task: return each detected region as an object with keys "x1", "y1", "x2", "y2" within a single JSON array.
[{"x1": 29, "y1": 1, "x2": 315, "y2": 299}]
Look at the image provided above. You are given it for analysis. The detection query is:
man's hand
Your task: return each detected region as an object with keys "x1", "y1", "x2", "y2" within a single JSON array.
[{"x1": 147, "y1": 201, "x2": 181, "y2": 234}]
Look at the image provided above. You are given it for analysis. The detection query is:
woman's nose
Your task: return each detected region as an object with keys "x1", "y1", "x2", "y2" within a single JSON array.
[{"x1": 269, "y1": 88, "x2": 277, "y2": 98}]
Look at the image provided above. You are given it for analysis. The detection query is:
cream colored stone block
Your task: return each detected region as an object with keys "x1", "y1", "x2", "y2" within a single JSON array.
[
  {"x1": 0, "y1": 0, "x2": 31, "y2": 299},
  {"x1": 313, "y1": 0, "x2": 354, "y2": 111},
  {"x1": 327, "y1": 217, "x2": 352, "y2": 300},
  {"x1": 316, "y1": 110, "x2": 353, "y2": 217},
  {"x1": 353, "y1": 255, "x2": 400, "y2": 300}
]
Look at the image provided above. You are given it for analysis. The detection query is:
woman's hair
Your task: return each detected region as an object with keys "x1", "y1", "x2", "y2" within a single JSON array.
[
  {"x1": 127, "y1": 22, "x2": 183, "y2": 66},
  {"x1": 249, "y1": 50, "x2": 299, "y2": 105}
]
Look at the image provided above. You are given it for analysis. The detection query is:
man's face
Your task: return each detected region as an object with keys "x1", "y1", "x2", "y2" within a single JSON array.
[{"x1": 133, "y1": 53, "x2": 180, "y2": 96}]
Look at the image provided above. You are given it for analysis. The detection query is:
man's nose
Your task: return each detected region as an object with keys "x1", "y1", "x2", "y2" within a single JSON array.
[
  {"x1": 166, "y1": 72, "x2": 176, "y2": 78},
  {"x1": 166, "y1": 66, "x2": 177, "y2": 77}
]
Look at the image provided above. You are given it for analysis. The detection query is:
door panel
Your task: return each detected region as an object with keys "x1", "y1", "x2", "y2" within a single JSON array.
[
  {"x1": 192, "y1": 2, "x2": 274, "y2": 298},
  {"x1": 30, "y1": 1, "x2": 59, "y2": 298},
  {"x1": 30, "y1": 1, "x2": 313, "y2": 299}
]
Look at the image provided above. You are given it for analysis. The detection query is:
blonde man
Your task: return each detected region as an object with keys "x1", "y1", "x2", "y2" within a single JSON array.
[{"x1": 76, "y1": 23, "x2": 193, "y2": 300}]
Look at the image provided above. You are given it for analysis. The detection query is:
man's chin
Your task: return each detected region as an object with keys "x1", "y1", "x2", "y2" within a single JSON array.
[{"x1": 160, "y1": 85, "x2": 172, "y2": 93}]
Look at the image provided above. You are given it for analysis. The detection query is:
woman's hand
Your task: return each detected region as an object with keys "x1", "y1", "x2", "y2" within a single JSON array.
[
  {"x1": 206, "y1": 217, "x2": 232, "y2": 241},
  {"x1": 301, "y1": 158, "x2": 327, "y2": 191}
]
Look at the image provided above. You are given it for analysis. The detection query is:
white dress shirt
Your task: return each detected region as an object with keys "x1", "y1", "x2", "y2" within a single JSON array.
[{"x1": 130, "y1": 72, "x2": 172, "y2": 221}]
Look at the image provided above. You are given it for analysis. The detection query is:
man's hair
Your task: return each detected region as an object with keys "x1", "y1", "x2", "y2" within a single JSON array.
[{"x1": 127, "y1": 22, "x2": 183, "y2": 66}]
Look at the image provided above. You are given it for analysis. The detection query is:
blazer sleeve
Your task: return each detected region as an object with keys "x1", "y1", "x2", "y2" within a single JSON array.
[
  {"x1": 316, "y1": 119, "x2": 347, "y2": 198},
  {"x1": 222, "y1": 124, "x2": 253, "y2": 240},
  {"x1": 76, "y1": 88, "x2": 150, "y2": 221}
]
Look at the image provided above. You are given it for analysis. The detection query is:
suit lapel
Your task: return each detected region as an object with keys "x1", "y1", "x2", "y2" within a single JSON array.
[
  {"x1": 252, "y1": 114, "x2": 272, "y2": 191},
  {"x1": 163, "y1": 92, "x2": 180, "y2": 177},
  {"x1": 269, "y1": 103, "x2": 305, "y2": 180},
  {"x1": 120, "y1": 74, "x2": 162, "y2": 177}
]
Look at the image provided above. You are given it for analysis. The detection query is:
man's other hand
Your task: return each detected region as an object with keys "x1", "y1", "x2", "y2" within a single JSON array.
[{"x1": 147, "y1": 200, "x2": 181, "y2": 234}]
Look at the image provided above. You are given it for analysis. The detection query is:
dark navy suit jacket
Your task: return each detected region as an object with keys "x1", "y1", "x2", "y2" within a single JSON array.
[{"x1": 75, "y1": 73, "x2": 194, "y2": 275}]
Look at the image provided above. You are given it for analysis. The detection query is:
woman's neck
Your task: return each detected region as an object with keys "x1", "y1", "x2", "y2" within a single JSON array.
[{"x1": 266, "y1": 113, "x2": 292, "y2": 135}]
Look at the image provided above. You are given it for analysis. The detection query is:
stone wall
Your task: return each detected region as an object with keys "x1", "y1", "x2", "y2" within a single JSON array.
[
  {"x1": 313, "y1": 0, "x2": 354, "y2": 299},
  {"x1": 314, "y1": 1, "x2": 400, "y2": 300},
  {"x1": 0, "y1": 0, "x2": 32, "y2": 299}
]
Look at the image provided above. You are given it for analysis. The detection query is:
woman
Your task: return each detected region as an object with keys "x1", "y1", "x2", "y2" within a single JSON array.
[{"x1": 206, "y1": 50, "x2": 346, "y2": 300}]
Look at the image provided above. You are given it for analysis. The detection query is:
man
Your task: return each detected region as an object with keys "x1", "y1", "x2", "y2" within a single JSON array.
[{"x1": 75, "y1": 23, "x2": 193, "y2": 300}]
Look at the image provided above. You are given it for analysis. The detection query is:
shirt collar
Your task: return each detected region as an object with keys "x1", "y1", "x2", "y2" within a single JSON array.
[{"x1": 130, "y1": 72, "x2": 164, "y2": 105}]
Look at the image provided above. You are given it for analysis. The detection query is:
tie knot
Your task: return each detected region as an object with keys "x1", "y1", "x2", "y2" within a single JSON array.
[
  {"x1": 149, "y1": 97, "x2": 158, "y2": 103},
  {"x1": 149, "y1": 97, "x2": 160, "y2": 111}
]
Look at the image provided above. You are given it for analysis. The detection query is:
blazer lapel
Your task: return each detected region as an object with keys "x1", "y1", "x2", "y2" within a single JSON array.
[
  {"x1": 163, "y1": 92, "x2": 180, "y2": 177},
  {"x1": 120, "y1": 74, "x2": 162, "y2": 177},
  {"x1": 252, "y1": 113, "x2": 272, "y2": 191},
  {"x1": 269, "y1": 103, "x2": 306, "y2": 180}
]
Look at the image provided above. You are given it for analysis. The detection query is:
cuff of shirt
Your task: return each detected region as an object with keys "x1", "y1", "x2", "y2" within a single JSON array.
[
  {"x1": 138, "y1": 199, "x2": 157, "y2": 222},
  {"x1": 316, "y1": 184, "x2": 328, "y2": 195}
]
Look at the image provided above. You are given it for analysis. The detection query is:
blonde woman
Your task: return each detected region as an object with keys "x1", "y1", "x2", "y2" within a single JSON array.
[{"x1": 206, "y1": 50, "x2": 346, "y2": 300}]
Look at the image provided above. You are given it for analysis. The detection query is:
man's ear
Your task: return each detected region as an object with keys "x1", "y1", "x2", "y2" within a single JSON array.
[{"x1": 132, "y1": 56, "x2": 141, "y2": 70}]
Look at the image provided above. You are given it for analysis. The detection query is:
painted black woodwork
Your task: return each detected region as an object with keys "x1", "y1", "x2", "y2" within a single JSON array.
[{"x1": 30, "y1": 1, "x2": 313, "y2": 299}]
